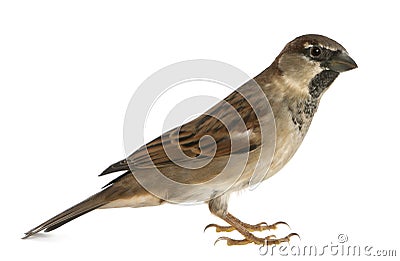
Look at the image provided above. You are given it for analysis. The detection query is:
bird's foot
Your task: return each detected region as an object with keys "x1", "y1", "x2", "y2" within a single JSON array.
[
  {"x1": 205, "y1": 213, "x2": 299, "y2": 247},
  {"x1": 204, "y1": 221, "x2": 289, "y2": 232},
  {"x1": 214, "y1": 233, "x2": 299, "y2": 246}
]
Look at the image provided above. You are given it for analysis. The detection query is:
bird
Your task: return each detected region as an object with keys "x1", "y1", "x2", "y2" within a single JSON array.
[{"x1": 23, "y1": 34, "x2": 357, "y2": 246}]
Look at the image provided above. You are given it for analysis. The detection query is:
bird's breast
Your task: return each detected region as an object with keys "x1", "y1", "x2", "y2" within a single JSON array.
[{"x1": 266, "y1": 105, "x2": 313, "y2": 179}]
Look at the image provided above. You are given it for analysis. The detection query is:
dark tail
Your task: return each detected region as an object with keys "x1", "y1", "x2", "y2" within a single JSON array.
[
  {"x1": 22, "y1": 172, "x2": 162, "y2": 239},
  {"x1": 22, "y1": 189, "x2": 110, "y2": 239}
]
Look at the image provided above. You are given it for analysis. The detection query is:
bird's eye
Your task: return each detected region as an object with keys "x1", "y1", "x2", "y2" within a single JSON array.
[{"x1": 310, "y1": 46, "x2": 322, "y2": 58}]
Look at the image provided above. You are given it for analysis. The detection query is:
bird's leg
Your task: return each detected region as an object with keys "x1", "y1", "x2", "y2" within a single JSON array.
[{"x1": 208, "y1": 213, "x2": 299, "y2": 246}]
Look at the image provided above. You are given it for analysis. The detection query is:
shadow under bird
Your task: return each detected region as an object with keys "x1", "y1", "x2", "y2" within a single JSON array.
[{"x1": 23, "y1": 34, "x2": 357, "y2": 246}]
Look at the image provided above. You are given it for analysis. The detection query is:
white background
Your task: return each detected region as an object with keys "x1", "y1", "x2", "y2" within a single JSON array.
[{"x1": 1, "y1": 0, "x2": 399, "y2": 260}]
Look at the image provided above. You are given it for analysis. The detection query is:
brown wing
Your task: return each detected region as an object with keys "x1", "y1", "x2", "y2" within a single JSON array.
[{"x1": 100, "y1": 81, "x2": 267, "y2": 176}]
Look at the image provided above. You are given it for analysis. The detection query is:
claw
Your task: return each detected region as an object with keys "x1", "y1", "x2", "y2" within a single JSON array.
[
  {"x1": 204, "y1": 223, "x2": 234, "y2": 232},
  {"x1": 262, "y1": 233, "x2": 300, "y2": 246},
  {"x1": 262, "y1": 235, "x2": 276, "y2": 246},
  {"x1": 272, "y1": 221, "x2": 291, "y2": 230},
  {"x1": 287, "y1": 232, "x2": 301, "y2": 241},
  {"x1": 204, "y1": 224, "x2": 217, "y2": 232},
  {"x1": 214, "y1": 236, "x2": 230, "y2": 246},
  {"x1": 214, "y1": 236, "x2": 252, "y2": 246},
  {"x1": 254, "y1": 222, "x2": 269, "y2": 230}
]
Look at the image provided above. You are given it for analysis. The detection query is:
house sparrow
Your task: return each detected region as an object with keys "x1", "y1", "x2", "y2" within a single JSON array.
[{"x1": 23, "y1": 34, "x2": 357, "y2": 246}]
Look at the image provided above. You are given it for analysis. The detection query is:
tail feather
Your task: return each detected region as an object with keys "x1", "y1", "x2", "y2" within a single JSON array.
[
  {"x1": 44, "y1": 205, "x2": 101, "y2": 233},
  {"x1": 22, "y1": 190, "x2": 109, "y2": 239},
  {"x1": 23, "y1": 172, "x2": 163, "y2": 239}
]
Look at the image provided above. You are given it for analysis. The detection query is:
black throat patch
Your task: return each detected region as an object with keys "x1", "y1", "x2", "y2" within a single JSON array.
[
  {"x1": 309, "y1": 70, "x2": 339, "y2": 99},
  {"x1": 289, "y1": 70, "x2": 339, "y2": 133}
]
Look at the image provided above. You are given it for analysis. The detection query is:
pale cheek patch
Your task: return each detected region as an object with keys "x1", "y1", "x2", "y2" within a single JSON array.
[{"x1": 278, "y1": 53, "x2": 323, "y2": 96}]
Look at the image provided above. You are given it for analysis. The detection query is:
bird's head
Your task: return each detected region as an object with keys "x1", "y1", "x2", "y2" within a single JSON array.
[{"x1": 274, "y1": 34, "x2": 357, "y2": 99}]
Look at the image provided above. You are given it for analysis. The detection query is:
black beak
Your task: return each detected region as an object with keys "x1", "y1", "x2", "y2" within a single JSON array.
[{"x1": 327, "y1": 52, "x2": 358, "y2": 72}]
